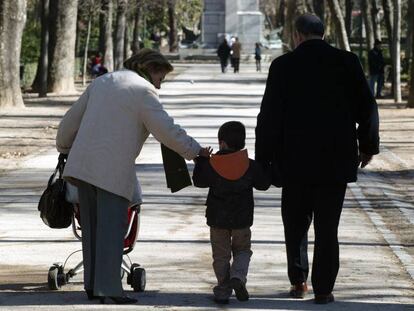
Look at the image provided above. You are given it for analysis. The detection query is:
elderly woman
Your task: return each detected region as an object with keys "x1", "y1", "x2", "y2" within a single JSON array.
[{"x1": 56, "y1": 49, "x2": 205, "y2": 304}]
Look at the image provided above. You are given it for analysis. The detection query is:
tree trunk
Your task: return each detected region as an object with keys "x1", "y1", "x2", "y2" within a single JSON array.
[
  {"x1": 324, "y1": 1, "x2": 332, "y2": 38},
  {"x1": 405, "y1": 0, "x2": 413, "y2": 62},
  {"x1": 38, "y1": 0, "x2": 49, "y2": 97},
  {"x1": 168, "y1": 0, "x2": 178, "y2": 52},
  {"x1": 75, "y1": 15, "x2": 81, "y2": 57},
  {"x1": 371, "y1": 0, "x2": 381, "y2": 41},
  {"x1": 358, "y1": 9, "x2": 364, "y2": 59},
  {"x1": 409, "y1": 61, "x2": 414, "y2": 107},
  {"x1": 382, "y1": 0, "x2": 394, "y2": 95},
  {"x1": 295, "y1": 0, "x2": 308, "y2": 14},
  {"x1": 327, "y1": 0, "x2": 351, "y2": 51},
  {"x1": 361, "y1": 0, "x2": 375, "y2": 50},
  {"x1": 275, "y1": 0, "x2": 285, "y2": 28},
  {"x1": 0, "y1": 0, "x2": 27, "y2": 109},
  {"x1": 32, "y1": 0, "x2": 58, "y2": 92},
  {"x1": 32, "y1": 0, "x2": 49, "y2": 96},
  {"x1": 313, "y1": 0, "x2": 325, "y2": 22},
  {"x1": 98, "y1": 0, "x2": 106, "y2": 55},
  {"x1": 48, "y1": 0, "x2": 78, "y2": 93},
  {"x1": 114, "y1": 0, "x2": 127, "y2": 70},
  {"x1": 345, "y1": 0, "x2": 353, "y2": 38},
  {"x1": 281, "y1": 0, "x2": 308, "y2": 52},
  {"x1": 382, "y1": 0, "x2": 393, "y2": 52},
  {"x1": 132, "y1": 3, "x2": 141, "y2": 54},
  {"x1": 47, "y1": 0, "x2": 58, "y2": 71},
  {"x1": 305, "y1": 0, "x2": 315, "y2": 13},
  {"x1": 101, "y1": 0, "x2": 114, "y2": 72},
  {"x1": 392, "y1": 0, "x2": 401, "y2": 103},
  {"x1": 265, "y1": 13, "x2": 275, "y2": 30},
  {"x1": 124, "y1": 18, "x2": 131, "y2": 59},
  {"x1": 408, "y1": 0, "x2": 414, "y2": 108},
  {"x1": 32, "y1": 0, "x2": 57, "y2": 97},
  {"x1": 82, "y1": 17, "x2": 92, "y2": 86},
  {"x1": 282, "y1": 0, "x2": 297, "y2": 52}
]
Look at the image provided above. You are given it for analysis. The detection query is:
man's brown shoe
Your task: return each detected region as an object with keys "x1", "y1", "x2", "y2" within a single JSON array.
[
  {"x1": 289, "y1": 282, "x2": 308, "y2": 298},
  {"x1": 314, "y1": 293, "x2": 334, "y2": 304}
]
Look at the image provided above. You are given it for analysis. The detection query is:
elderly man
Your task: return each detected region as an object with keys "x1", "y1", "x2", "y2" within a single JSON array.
[{"x1": 255, "y1": 14, "x2": 379, "y2": 304}]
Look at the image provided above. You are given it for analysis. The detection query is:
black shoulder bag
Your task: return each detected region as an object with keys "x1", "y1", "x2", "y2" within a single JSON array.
[{"x1": 38, "y1": 154, "x2": 73, "y2": 228}]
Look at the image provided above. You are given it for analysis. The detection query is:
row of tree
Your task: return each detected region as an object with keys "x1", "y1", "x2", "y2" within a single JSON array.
[
  {"x1": 261, "y1": 0, "x2": 414, "y2": 107},
  {"x1": 0, "y1": 0, "x2": 201, "y2": 108}
]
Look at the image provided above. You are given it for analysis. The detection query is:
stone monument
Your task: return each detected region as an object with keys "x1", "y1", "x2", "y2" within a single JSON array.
[{"x1": 202, "y1": 0, "x2": 263, "y2": 49}]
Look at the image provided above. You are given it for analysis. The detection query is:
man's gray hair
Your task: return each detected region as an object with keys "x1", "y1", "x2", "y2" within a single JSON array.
[{"x1": 295, "y1": 13, "x2": 325, "y2": 37}]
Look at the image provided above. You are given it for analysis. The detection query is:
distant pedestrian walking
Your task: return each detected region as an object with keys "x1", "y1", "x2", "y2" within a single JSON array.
[
  {"x1": 368, "y1": 39, "x2": 385, "y2": 98},
  {"x1": 193, "y1": 121, "x2": 270, "y2": 305},
  {"x1": 217, "y1": 39, "x2": 231, "y2": 73},
  {"x1": 254, "y1": 43, "x2": 262, "y2": 72},
  {"x1": 256, "y1": 14, "x2": 380, "y2": 305},
  {"x1": 231, "y1": 37, "x2": 241, "y2": 73}
]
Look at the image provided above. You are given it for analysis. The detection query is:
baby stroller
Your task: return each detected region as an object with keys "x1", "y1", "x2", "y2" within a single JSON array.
[{"x1": 47, "y1": 202, "x2": 146, "y2": 292}]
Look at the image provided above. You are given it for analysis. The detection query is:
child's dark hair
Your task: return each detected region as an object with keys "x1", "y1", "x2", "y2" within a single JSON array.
[{"x1": 218, "y1": 121, "x2": 246, "y2": 150}]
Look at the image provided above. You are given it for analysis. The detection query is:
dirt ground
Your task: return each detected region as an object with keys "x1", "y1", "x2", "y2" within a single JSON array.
[{"x1": 0, "y1": 94, "x2": 78, "y2": 174}]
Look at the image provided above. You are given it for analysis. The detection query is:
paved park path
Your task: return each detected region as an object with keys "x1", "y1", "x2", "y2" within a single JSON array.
[{"x1": 0, "y1": 63, "x2": 413, "y2": 310}]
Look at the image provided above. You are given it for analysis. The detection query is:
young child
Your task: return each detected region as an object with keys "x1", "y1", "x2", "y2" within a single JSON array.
[{"x1": 192, "y1": 121, "x2": 271, "y2": 304}]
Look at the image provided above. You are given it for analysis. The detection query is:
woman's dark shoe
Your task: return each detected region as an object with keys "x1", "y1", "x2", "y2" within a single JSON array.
[
  {"x1": 85, "y1": 289, "x2": 99, "y2": 300},
  {"x1": 99, "y1": 295, "x2": 138, "y2": 304}
]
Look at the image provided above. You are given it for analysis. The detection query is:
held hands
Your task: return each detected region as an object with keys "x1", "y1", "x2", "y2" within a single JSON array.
[
  {"x1": 359, "y1": 152, "x2": 373, "y2": 168},
  {"x1": 198, "y1": 146, "x2": 213, "y2": 158}
]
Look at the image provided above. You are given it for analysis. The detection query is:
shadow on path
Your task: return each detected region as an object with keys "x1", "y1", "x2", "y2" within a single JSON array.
[{"x1": 0, "y1": 289, "x2": 413, "y2": 310}]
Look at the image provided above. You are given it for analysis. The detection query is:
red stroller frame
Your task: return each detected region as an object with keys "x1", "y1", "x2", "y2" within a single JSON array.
[{"x1": 47, "y1": 203, "x2": 146, "y2": 292}]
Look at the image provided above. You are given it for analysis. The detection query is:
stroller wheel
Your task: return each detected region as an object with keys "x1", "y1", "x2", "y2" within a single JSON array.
[
  {"x1": 47, "y1": 265, "x2": 65, "y2": 290},
  {"x1": 131, "y1": 266, "x2": 146, "y2": 292}
]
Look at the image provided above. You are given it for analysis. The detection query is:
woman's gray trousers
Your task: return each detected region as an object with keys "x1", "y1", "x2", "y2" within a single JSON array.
[{"x1": 77, "y1": 180, "x2": 129, "y2": 297}]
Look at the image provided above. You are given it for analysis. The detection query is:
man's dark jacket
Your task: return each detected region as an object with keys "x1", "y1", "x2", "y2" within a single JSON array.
[
  {"x1": 255, "y1": 39, "x2": 380, "y2": 186},
  {"x1": 192, "y1": 150, "x2": 270, "y2": 229},
  {"x1": 217, "y1": 42, "x2": 231, "y2": 60},
  {"x1": 368, "y1": 47, "x2": 385, "y2": 75}
]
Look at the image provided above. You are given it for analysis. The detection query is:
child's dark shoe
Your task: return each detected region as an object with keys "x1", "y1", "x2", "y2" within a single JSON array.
[{"x1": 230, "y1": 278, "x2": 249, "y2": 301}]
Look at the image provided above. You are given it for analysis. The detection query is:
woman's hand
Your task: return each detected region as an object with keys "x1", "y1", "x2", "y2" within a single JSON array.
[{"x1": 198, "y1": 146, "x2": 213, "y2": 158}]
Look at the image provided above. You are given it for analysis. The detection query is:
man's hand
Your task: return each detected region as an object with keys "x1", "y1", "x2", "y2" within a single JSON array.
[
  {"x1": 198, "y1": 146, "x2": 213, "y2": 158},
  {"x1": 359, "y1": 152, "x2": 373, "y2": 168}
]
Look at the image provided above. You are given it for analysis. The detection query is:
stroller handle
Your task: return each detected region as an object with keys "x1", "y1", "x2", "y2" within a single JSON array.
[{"x1": 124, "y1": 203, "x2": 141, "y2": 239}]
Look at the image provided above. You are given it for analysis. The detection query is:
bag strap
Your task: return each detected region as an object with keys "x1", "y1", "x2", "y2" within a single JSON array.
[
  {"x1": 57, "y1": 153, "x2": 67, "y2": 178},
  {"x1": 47, "y1": 154, "x2": 67, "y2": 186}
]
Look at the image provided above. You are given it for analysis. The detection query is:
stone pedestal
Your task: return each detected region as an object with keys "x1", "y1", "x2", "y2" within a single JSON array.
[
  {"x1": 201, "y1": 0, "x2": 225, "y2": 48},
  {"x1": 202, "y1": 0, "x2": 263, "y2": 49}
]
